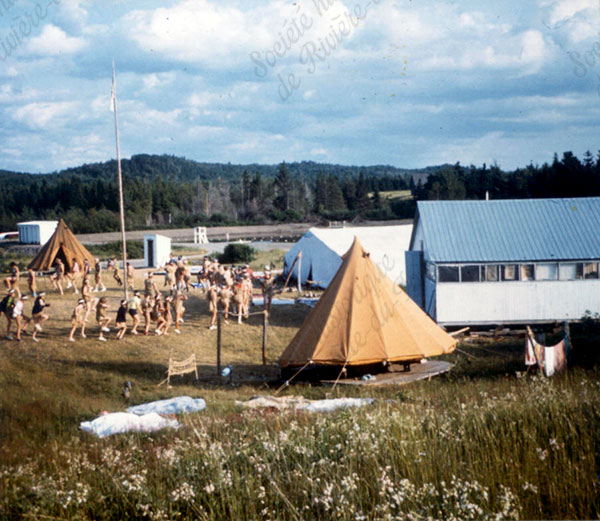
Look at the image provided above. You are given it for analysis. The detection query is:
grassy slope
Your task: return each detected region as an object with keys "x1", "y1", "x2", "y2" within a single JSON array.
[{"x1": 0, "y1": 254, "x2": 599, "y2": 519}]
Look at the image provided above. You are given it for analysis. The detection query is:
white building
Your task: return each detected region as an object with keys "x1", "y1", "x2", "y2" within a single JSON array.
[
  {"x1": 144, "y1": 233, "x2": 171, "y2": 268},
  {"x1": 17, "y1": 221, "x2": 58, "y2": 245},
  {"x1": 406, "y1": 198, "x2": 600, "y2": 325},
  {"x1": 284, "y1": 224, "x2": 414, "y2": 288}
]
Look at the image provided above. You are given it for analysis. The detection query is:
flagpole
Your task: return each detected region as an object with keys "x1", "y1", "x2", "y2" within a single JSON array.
[{"x1": 112, "y1": 61, "x2": 129, "y2": 301}]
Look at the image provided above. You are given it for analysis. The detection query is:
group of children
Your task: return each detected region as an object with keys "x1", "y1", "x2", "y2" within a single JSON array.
[
  {"x1": 0, "y1": 289, "x2": 49, "y2": 342},
  {"x1": 46, "y1": 257, "x2": 137, "y2": 296},
  {"x1": 2, "y1": 254, "x2": 276, "y2": 342},
  {"x1": 197, "y1": 257, "x2": 273, "y2": 329},
  {"x1": 68, "y1": 284, "x2": 188, "y2": 342}
]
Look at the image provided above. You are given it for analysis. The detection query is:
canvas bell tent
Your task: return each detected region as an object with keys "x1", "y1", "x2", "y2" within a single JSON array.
[
  {"x1": 279, "y1": 237, "x2": 456, "y2": 377},
  {"x1": 28, "y1": 219, "x2": 96, "y2": 272},
  {"x1": 283, "y1": 225, "x2": 413, "y2": 288}
]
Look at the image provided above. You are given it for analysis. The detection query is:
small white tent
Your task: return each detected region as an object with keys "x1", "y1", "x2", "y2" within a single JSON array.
[{"x1": 284, "y1": 225, "x2": 413, "y2": 288}]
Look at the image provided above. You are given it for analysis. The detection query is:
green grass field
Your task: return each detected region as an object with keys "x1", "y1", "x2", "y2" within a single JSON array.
[
  {"x1": 0, "y1": 256, "x2": 599, "y2": 520},
  {"x1": 368, "y1": 190, "x2": 413, "y2": 201}
]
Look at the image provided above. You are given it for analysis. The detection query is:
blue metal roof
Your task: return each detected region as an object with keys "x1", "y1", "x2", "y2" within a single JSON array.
[{"x1": 414, "y1": 198, "x2": 600, "y2": 263}]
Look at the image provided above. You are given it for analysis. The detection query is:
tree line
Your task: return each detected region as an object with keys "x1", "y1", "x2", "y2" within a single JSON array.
[
  {"x1": 0, "y1": 156, "x2": 412, "y2": 233},
  {"x1": 1, "y1": 151, "x2": 599, "y2": 234}
]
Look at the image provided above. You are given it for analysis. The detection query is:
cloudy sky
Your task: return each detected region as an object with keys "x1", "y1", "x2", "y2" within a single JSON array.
[{"x1": 1, "y1": 0, "x2": 599, "y2": 173}]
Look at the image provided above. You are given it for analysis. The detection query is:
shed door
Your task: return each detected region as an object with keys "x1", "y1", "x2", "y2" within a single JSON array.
[
  {"x1": 147, "y1": 239, "x2": 154, "y2": 267},
  {"x1": 405, "y1": 250, "x2": 424, "y2": 309}
]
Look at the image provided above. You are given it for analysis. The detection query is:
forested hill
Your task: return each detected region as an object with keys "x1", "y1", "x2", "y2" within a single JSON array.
[
  {"x1": 15, "y1": 154, "x2": 444, "y2": 183},
  {"x1": 2, "y1": 150, "x2": 599, "y2": 234},
  {"x1": 0, "y1": 154, "x2": 442, "y2": 233}
]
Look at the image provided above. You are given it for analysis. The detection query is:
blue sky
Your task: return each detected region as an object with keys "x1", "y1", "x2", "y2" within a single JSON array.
[{"x1": 1, "y1": 0, "x2": 599, "y2": 173}]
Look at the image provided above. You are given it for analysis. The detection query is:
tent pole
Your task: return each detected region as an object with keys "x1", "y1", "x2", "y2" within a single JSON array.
[
  {"x1": 217, "y1": 312, "x2": 222, "y2": 376},
  {"x1": 112, "y1": 61, "x2": 129, "y2": 301},
  {"x1": 262, "y1": 310, "x2": 268, "y2": 366},
  {"x1": 274, "y1": 360, "x2": 311, "y2": 395},
  {"x1": 297, "y1": 251, "x2": 302, "y2": 293},
  {"x1": 280, "y1": 252, "x2": 300, "y2": 294},
  {"x1": 331, "y1": 361, "x2": 348, "y2": 391}
]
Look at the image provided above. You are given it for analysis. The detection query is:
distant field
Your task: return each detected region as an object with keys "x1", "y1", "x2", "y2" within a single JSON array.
[{"x1": 369, "y1": 189, "x2": 413, "y2": 200}]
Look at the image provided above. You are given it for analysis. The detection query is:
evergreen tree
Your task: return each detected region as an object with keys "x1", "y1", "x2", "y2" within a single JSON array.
[
  {"x1": 274, "y1": 162, "x2": 292, "y2": 211},
  {"x1": 326, "y1": 174, "x2": 346, "y2": 211}
]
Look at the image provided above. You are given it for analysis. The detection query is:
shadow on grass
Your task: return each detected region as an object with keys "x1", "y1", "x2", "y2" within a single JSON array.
[
  {"x1": 441, "y1": 339, "x2": 527, "y2": 380},
  {"x1": 69, "y1": 359, "x2": 282, "y2": 387}
]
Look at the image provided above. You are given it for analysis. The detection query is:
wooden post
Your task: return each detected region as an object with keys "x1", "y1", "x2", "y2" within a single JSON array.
[
  {"x1": 297, "y1": 251, "x2": 302, "y2": 294},
  {"x1": 217, "y1": 312, "x2": 222, "y2": 376},
  {"x1": 262, "y1": 310, "x2": 268, "y2": 366},
  {"x1": 111, "y1": 62, "x2": 129, "y2": 302}
]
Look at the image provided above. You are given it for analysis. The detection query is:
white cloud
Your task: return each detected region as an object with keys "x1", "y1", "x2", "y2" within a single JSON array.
[
  {"x1": 142, "y1": 72, "x2": 176, "y2": 90},
  {"x1": 26, "y1": 24, "x2": 87, "y2": 56},
  {"x1": 124, "y1": 0, "x2": 260, "y2": 65},
  {"x1": 12, "y1": 101, "x2": 79, "y2": 129},
  {"x1": 57, "y1": 0, "x2": 89, "y2": 26},
  {"x1": 546, "y1": 0, "x2": 598, "y2": 26},
  {"x1": 0, "y1": 86, "x2": 40, "y2": 104}
]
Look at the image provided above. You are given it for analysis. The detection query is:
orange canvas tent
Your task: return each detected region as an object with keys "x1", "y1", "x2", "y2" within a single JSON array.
[
  {"x1": 28, "y1": 219, "x2": 95, "y2": 272},
  {"x1": 279, "y1": 237, "x2": 456, "y2": 370}
]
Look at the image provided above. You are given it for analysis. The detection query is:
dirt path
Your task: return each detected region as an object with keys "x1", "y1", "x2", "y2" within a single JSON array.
[
  {"x1": 75, "y1": 220, "x2": 411, "y2": 244},
  {"x1": 76, "y1": 222, "x2": 313, "y2": 244}
]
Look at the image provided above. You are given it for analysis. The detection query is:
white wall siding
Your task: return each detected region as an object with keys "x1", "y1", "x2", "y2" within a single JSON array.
[
  {"x1": 436, "y1": 280, "x2": 600, "y2": 324},
  {"x1": 17, "y1": 221, "x2": 58, "y2": 245}
]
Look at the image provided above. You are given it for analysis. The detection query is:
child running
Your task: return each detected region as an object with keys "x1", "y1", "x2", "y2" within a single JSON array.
[
  {"x1": 12, "y1": 294, "x2": 30, "y2": 341},
  {"x1": 115, "y1": 299, "x2": 128, "y2": 340},
  {"x1": 68, "y1": 299, "x2": 87, "y2": 342},
  {"x1": 112, "y1": 258, "x2": 122, "y2": 286},
  {"x1": 126, "y1": 262, "x2": 135, "y2": 291},
  {"x1": 162, "y1": 296, "x2": 173, "y2": 335},
  {"x1": 93, "y1": 258, "x2": 106, "y2": 293},
  {"x1": 31, "y1": 291, "x2": 50, "y2": 343},
  {"x1": 219, "y1": 283, "x2": 232, "y2": 324},
  {"x1": 128, "y1": 291, "x2": 141, "y2": 335},
  {"x1": 207, "y1": 283, "x2": 219, "y2": 330},
  {"x1": 140, "y1": 293, "x2": 152, "y2": 335},
  {"x1": 51, "y1": 259, "x2": 65, "y2": 295},
  {"x1": 96, "y1": 297, "x2": 111, "y2": 342},
  {"x1": 4, "y1": 262, "x2": 20, "y2": 297},
  {"x1": 152, "y1": 295, "x2": 167, "y2": 335},
  {"x1": 173, "y1": 291, "x2": 187, "y2": 334},
  {"x1": 27, "y1": 267, "x2": 37, "y2": 297}
]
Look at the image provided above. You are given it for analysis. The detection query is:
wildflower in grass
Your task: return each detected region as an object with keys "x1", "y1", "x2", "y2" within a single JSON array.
[
  {"x1": 522, "y1": 482, "x2": 538, "y2": 493},
  {"x1": 170, "y1": 482, "x2": 196, "y2": 502},
  {"x1": 536, "y1": 447, "x2": 548, "y2": 461}
]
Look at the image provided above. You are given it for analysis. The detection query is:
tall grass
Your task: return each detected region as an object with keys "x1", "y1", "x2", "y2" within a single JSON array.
[{"x1": 1, "y1": 371, "x2": 598, "y2": 520}]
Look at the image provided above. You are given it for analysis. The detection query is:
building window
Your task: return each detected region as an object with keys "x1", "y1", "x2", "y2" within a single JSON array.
[
  {"x1": 438, "y1": 265, "x2": 459, "y2": 282},
  {"x1": 460, "y1": 265, "x2": 480, "y2": 282},
  {"x1": 559, "y1": 263, "x2": 578, "y2": 280},
  {"x1": 501, "y1": 265, "x2": 519, "y2": 281},
  {"x1": 521, "y1": 264, "x2": 535, "y2": 281},
  {"x1": 536, "y1": 263, "x2": 558, "y2": 280},
  {"x1": 580, "y1": 262, "x2": 599, "y2": 279},
  {"x1": 482, "y1": 265, "x2": 499, "y2": 282},
  {"x1": 425, "y1": 262, "x2": 436, "y2": 281}
]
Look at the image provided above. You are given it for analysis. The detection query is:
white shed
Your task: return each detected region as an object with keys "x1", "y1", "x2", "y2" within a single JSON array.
[
  {"x1": 406, "y1": 198, "x2": 600, "y2": 325},
  {"x1": 283, "y1": 224, "x2": 414, "y2": 288},
  {"x1": 144, "y1": 233, "x2": 171, "y2": 268},
  {"x1": 17, "y1": 221, "x2": 58, "y2": 245}
]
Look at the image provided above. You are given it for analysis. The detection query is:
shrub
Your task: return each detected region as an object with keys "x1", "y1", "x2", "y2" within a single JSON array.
[
  {"x1": 87, "y1": 241, "x2": 145, "y2": 260},
  {"x1": 218, "y1": 243, "x2": 257, "y2": 264}
]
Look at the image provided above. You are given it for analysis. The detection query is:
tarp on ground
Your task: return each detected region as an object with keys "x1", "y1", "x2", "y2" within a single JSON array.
[
  {"x1": 28, "y1": 219, "x2": 96, "y2": 272},
  {"x1": 283, "y1": 225, "x2": 413, "y2": 288},
  {"x1": 279, "y1": 237, "x2": 457, "y2": 368}
]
